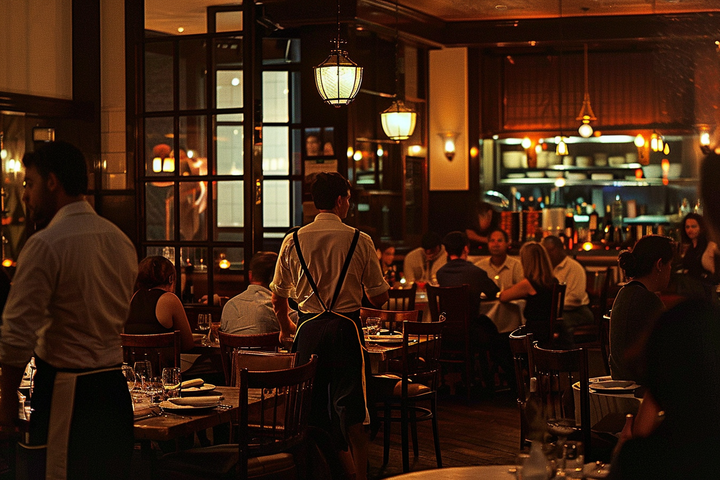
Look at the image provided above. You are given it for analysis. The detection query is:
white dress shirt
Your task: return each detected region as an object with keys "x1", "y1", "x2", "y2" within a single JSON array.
[
  {"x1": 475, "y1": 255, "x2": 525, "y2": 291},
  {"x1": 552, "y1": 256, "x2": 590, "y2": 309},
  {"x1": 0, "y1": 201, "x2": 137, "y2": 369}
]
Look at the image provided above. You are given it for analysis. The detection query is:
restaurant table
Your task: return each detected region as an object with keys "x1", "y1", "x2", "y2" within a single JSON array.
[
  {"x1": 133, "y1": 386, "x2": 239, "y2": 444},
  {"x1": 364, "y1": 335, "x2": 437, "y2": 374},
  {"x1": 480, "y1": 298, "x2": 526, "y2": 334},
  {"x1": 573, "y1": 376, "x2": 643, "y2": 428},
  {"x1": 386, "y1": 464, "x2": 515, "y2": 479}
]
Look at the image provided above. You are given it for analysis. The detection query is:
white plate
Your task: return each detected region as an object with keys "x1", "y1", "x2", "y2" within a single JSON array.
[
  {"x1": 367, "y1": 335, "x2": 404, "y2": 344},
  {"x1": 590, "y1": 380, "x2": 640, "y2": 393},
  {"x1": 192, "y1": 333, "x2": 205, "y2": 342},
  {"x1": 159, "y1": 400, "x2": 219, "y2": 413},
  {"x1": 181, "y1": 383, "x2": 216, "y2": 395}
]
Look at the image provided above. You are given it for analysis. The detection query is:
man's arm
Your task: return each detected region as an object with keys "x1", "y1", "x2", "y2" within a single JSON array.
[
  {"x1": 272, "y1": 293, "x2": 297, "y2": 342},
  {"x1": 368, "y1": 290, "x2": 389, "y2": 308}
]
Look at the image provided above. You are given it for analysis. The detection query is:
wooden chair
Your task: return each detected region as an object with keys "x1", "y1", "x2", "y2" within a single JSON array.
[
  {"x1": 549, "y1": 282, "x2": 567, "y2": 346},
  {"x1": 376, "y1": 319, "x2": 444, "y2": 473},
  {"x1": 425, "y1": 284, "x2": 474, "y2": 400},
  {"x1": 531, "y1": 344, "x2": 591, "y2": 459},
  {"x1": 573, "y1": 268, "x2": 612, "y2": 374},
  {"x1": 157, "y1": 355, "x2": 319, "y2": 480},
  {"x1": 235, "y1": 351, "x2": 297, "y2": 373},
  {"x1": 386, "y1": 284, "x2": 417, "y2": 311},
  {"x1": 360, "y1": 307, "x2": 421, "y2": 334},
  {"x1": 120, "y1": 331, "x2": 180, "y2": 377},
  {"x1": 218, "y1": 331, "x2": 281, "y2": 386},
  {"x1": 509, "y1": 327, "x2": 535, "y2": 450}
]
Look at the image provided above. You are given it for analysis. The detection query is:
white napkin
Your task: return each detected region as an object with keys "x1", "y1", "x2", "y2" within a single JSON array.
[
  {"x1": 169, "y1": 396, "x2": 223, "y2": 407},
  {"x1": 181, "y1": 378, "x2": 204, "y2": 388}
]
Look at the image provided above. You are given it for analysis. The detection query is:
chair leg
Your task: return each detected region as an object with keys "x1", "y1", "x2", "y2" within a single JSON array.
[
  {"x1": 383, "y1": 404, "x2": 391, "y2": 466},
  {"x1": 410, "y1": 409, "x2": 419, "y2": 458},
  {"x1": 401, "y1": 402, "x2": 410, "y2": 473},
  {"x1": 430, "y1": 395, "x2": 442, "y2": 468}
]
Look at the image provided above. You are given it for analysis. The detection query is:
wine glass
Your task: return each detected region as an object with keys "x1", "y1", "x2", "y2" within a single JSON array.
[
  {"x1": 121, "y1": 364, "x2": 136, "y2": 393},
  {"x1": 197, "y1": 313, "x2": 211, "y2": 345}
]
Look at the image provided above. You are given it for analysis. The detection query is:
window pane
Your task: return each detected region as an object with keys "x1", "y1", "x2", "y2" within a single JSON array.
[
  {"x1": 179, "y1": 116, "x2": 207, "y2": 174},
  {"x1": 291, "y1": 128, "x2": 302, "y2": 175},
  {"x1": 180, "y1": 247, "x2": 208, "y2": 304},
  {"x1": 179, "y1": 39, "x2": 207, "y2": 111},
  {"x1": 145, "y1": 0, "x2": 207, "y2": 36},
  {"x1": 263, "y1": 180, "x2": 289, "y2": 228},
  {"x1": 216, "y1": 11, "x2": 243, "y2": 32},
  {"x1": 145, "y1": 246, "x2": 176, "y2": 265},
  {"x1": 216, "y1": 180, "x2": 244, "y2": 228},
  {"x1": 179, "y1": 181, "x2": 207, "y2": 241},
  {"x1": 216, "y1": 114, "x2": 244, "y2": 175},
  {"x1": 262, "y1": 126, "x2": 289, "y2": 176},
  {"x1": 145, "y1": 182, "x2": 173, "y2": 241},
  {"x1": 262, "y1": 72, "x2": 288, "y2": 122},
  {"x1": 145, "y1": 42, "x2": 174, "y2": 112},
  {"x1": 216, "y1": 70, "x2": 243, "y2": 109},
  {"x1": 145, "y1": 117, "x2": 174, "y2": 176}
]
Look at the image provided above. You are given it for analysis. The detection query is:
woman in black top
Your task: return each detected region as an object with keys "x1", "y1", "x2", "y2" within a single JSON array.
[{"x1": 676, "y1": 212, "x2": 719, "y2": 301}]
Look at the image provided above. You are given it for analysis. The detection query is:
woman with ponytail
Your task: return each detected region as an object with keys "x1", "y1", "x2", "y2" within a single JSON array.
[{"x1": 608, "y1": 235, "x2": 674, "y2": 382}]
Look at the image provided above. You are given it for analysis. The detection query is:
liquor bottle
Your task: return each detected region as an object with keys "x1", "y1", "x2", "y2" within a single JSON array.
[{"x1": 588, "y1": 204, "x2": 600, "y2": 240}]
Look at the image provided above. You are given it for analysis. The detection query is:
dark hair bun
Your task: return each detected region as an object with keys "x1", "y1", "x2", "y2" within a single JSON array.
[{"x1": 618, "y1": 250, "x2": 638, "y2": 278}]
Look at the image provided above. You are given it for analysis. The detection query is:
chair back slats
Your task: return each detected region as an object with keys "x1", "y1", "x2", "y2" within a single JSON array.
[
  {"x1": 235, "y1": 351, "x2": 296, "y2": 373},
  {"x1": 120, "y1": 331, "x2": 180, "y2": 375},
  {"x1": 386, "y1": 284, "x2": 417, "y2": 311},
  {"x1": 531, "y1": 344, "x2": 591, "y2": 457},
  {"x1": 401, "y1": 319, "x2": 444, "y2": 395},
  {"x1": 549, "y1": 283, "x2": 567, "y2": 341},
  {"x1": 585, "y1": 267, "x2": 611, "y2": 324},
  {"x1": 236, "y1": 354, "x2": 319, "y2": 477},
  {"x1": 360, "y1": 307, "x2": 421, "y2": 334},
  {"x1": 509, "y1": 327, "x2": 535, "y2": 449},
  {"x1": 425, "y1": 284, "x2": 469, "y2": 339},
  {"x1": 218, "y1": 331, "x2": 281, "y2": 386}
]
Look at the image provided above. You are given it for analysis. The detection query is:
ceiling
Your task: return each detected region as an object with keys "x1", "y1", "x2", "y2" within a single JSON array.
[
  {"x1": 393, "y1": 0, "x2": 720, "y2": 22},
  {"x1": 145, "y1": 0, "x2": 720, "y2": 37}
]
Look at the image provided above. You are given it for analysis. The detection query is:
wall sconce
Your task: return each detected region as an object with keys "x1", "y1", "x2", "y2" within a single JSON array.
[
  {"x1": 700, "y1": 132, "x2": 711, "y2": 147},
  {"x1": 152, "y1": 156, "x2": 175, "y2": 173},
  {"x1": 634, "y1": 134, "x2": 645, "y2": 147},
  {"x1": 218, "y1": 253, "x2": 231, "y2": 270},
  {"x1": 438, "y1": 132, "x2": 458, "y2": 161}
]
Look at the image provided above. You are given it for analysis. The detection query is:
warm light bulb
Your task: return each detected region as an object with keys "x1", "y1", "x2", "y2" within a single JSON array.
[
  {"x1": 578, "y1": 122, "x2": 593, "y2": 138},
  {"x1": 700, "y1": 132, "x2": 711, "y2": 146},
  {"x1": 376, "y1": 146, "x2": 384, "y2": 157},
  {"x1": 556, "y1": 139, "x2": 568, "y2": 156},
  {"x1": 353, "y1": 150, "x2": 363, "y2": 162},
  {"x1": 347, "y1": 147, "x2": 354, "y2": 158},
  {"x1": 521, "y1": 137, "x2": 532, "y2": 149},
  {"x1": 535, "y1": 144, "x2": 542, "y2": 154},
  {"x1": 650, "y1": 133, "x2": 658, "y2": 152},
  {"x1": 153, "y1": 157, "x2": 162, "y2": 173},
  {"x1": 554, "y1": 177, "x2": 566, "y2": 188},
  {"x1": 1, "y1": 259, "x2": 12, "y2": 267},
  {"x1": 663, "y1": 143, "x2": 670, "y2": 155},
  {"x1": 634, "y1": 134, "x2": 645, "y2": 147},
  {"x1": 470, "y1": 146, "x2": 479, "y2": 157},
  {"x1": 219, "y1": 258, "x2": 231, "y2": 269},
  {"x1": 582, "y1": 242, "x2": 593, "y2": 251}
]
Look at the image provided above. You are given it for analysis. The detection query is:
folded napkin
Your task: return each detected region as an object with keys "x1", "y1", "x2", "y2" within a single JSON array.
[
  {"x1": 181, "y1": 378, "x2": 204, "y2": 388},
  {"x1": 133, "y1": 406, "x2": 160, "y2": 419},
  {"x1": 169, "y1": 395, "x2": 223, "y2": 407}
]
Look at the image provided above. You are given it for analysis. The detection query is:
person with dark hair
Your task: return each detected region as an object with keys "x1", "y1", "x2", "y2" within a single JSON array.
[
  {"x1": 125, "y1": 256, "x2": 195, "y2": 351},
  {"x1": 375, "y1": 242, "x2": 397, "y2": 286},
  {"x1": 542, "y1": 235, "x2": 594, "y2": 346},
  {"x1": 466, "y1": 200, "x2": 501, "y2": 255},
  {"x1": 0, "y1": 141, "x2": 138, "y2": 479},
  {"x1": 402, "y1": 232, "x2": 447, "y2": 284},
  {"x1": 675, "y1": 212, "x2": 719, "y2": 301},
  {"x1": 609, "y1": 235, "x2": 674, "y2": 382},
  {"x1": 222, "y1": 252, "x2": 297, "y2": 335},
  {"x1": 271, "y1": 171, "x2": 389, "y2": 480},
  {"x1": 475, "y1": 228, "x2": 524, "y2": 291},
  {"x1": 499, "y1": 241, "x2": 558, "y2": 346}
]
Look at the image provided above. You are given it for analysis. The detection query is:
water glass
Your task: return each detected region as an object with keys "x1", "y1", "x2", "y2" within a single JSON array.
[
  {"x1": 122, "y1": 364, "x2": 136, "y2": 393},
  {"x1": 133, "y1": 360, "x2": 153, "y2": 401},
  {"x1": 366, "y1": 317, "x2": 381, "y2": 335},
  {"x1": 197, "y1": 313, "x2": 211, "y2": 345},
  {"x1": 162, "y1": 367, "x2": 182, "y2": 399},
  {"x1": 146, "y1": 377, "x2": 164, "y2": 404}
]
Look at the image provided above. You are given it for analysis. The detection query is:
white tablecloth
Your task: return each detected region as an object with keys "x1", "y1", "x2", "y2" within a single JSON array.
[
  {"x1": 481, "y1": 299, "x2": 526, "y2": 334},
  {"x1": 573, "y1": 376, "x2": 643, "y2": 428}
]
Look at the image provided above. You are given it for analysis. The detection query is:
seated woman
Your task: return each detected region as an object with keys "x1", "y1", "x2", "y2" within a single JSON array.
[
  {"x1": 609, "y1": 299, "x2": 720, "y2": 479},
  {"x1": 676, "y1": 212, "x2": 719, "y2": 301},
  {"x1": 609, "y1": 235, "x2": 674, "y2": 382},
  {"x1": 499, "y1": 241, "x2": 557, "y2": 346},
  {"x1": 376, "y1": 242, "x2": 397, "y2": 286},
  {"x1": 125, "y1": 256, "x2": 195, "y2": 352}
]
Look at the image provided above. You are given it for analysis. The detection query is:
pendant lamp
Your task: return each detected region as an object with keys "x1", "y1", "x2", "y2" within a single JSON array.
[
  {"x1": 314, "y1": 0, "x2": 363, "y2": 107},
  {"x1": 380, "y1": 0, "x2": 416, "y2": 141},
  {"x1": 576, "y1": 44, "x2": 597, "y2": 138},
  {"x1": 556, "y1": 0, "x2": 567, "y2": 156}
]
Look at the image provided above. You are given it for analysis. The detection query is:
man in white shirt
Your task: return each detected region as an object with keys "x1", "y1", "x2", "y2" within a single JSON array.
[
  {"x1": 0, "y1": 141, "x2": 137, "y2": 479},
  {"x1": 402, "y1": 232, "x2": 447, "y2": 284},
  {"x1": 222, "y1": 252, "x2": 298, "y2": 335},
  {"x1": 542, "y1": 235, "x2": 595, "y2": 346},
  {"x1": 475, "y1": 229, "x2": 524, "y2": 291}
]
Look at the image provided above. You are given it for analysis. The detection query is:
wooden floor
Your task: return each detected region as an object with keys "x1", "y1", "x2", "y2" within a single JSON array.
[{"x1": 368, "y1": 389, "x2": 520, "y2": 479}]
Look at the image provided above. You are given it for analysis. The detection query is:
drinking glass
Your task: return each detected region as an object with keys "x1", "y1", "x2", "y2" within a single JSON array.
[
  {"x1": 162, "y1": 367, "x2": 182, "y2": 399},
  {"x1": 197, "y1": 313, "x2": 211, "y2": 345},
  {"x1": 121, "y1": 364, "x2": 136, "y2": 393},
  {"x1": 133, "y1": 360, "x2": 152, "y2": 390},
  {"x1": 146, "y1": 376, "x2": 164, "y2": 404},
  {"x1": 366, "y1": 317, "x2": 381, "y2": 335}
]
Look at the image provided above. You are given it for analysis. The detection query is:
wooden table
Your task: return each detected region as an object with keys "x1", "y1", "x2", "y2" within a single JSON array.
[
  {"x1": 386, "y1": 465, "x2": 514, "y2": 479},
  {"x1": 365, "y1": 336, "x2": 436, "y2": 374},
  {"x1": 133, "y1": 386, "x2": 239, "y2": 443}
]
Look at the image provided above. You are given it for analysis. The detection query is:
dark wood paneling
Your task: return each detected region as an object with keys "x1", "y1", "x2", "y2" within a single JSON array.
[{"x1": 428, "y1": 191, "x2": 477, "y2": 239}]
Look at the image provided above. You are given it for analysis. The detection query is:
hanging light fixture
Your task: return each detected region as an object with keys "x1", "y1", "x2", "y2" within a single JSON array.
[
  {"x1": 314, "y1": 0, "x2": 363, "y2": 107},
  {"x1": 556, "y1": 0, "x2": 568, "y2": 156},
  {"x1": 380, "y1": 0, "x2": 417, "y2": 141},
  {"x1": 576, "y1": 44, "x2": 597, "y2": 138}
]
